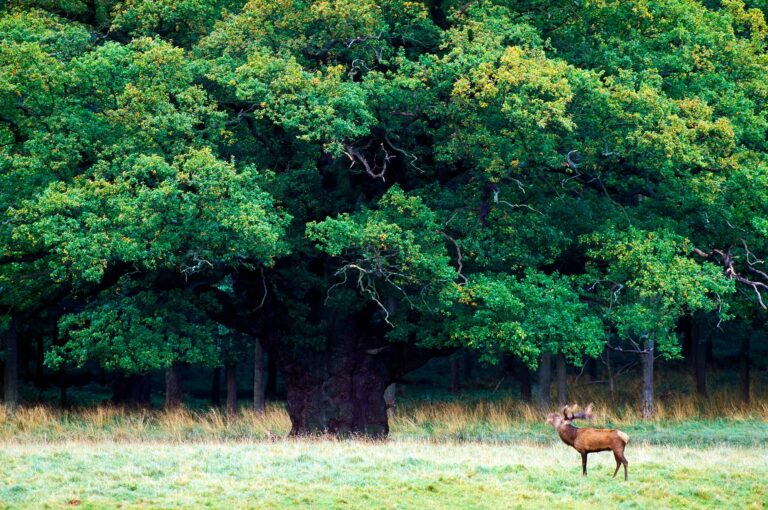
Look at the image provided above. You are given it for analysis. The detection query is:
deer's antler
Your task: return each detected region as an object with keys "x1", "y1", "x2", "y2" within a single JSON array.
[{"x1": 561, "y1": 403, "x2": 594, "y2": 421}]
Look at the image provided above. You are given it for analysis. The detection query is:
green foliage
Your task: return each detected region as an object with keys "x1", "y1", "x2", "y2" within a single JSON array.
[
  {"x1": 3, "y1": 0, "x2": 766, "y2": 381},
  {"x1": 49, "y1": 288, "x2": 221, "y2": 371},
  {"x1": 12, "y1": 147, "x2": 290, "y2": 284},
  {"x1": 585, "y1": 228, "x2": 733, "y2": 357},
  {"x1": 444, "y1": 271, "x2": 605, "y2": 366}
]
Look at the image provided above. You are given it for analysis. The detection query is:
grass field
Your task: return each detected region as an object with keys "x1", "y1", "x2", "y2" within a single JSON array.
[
  {"x1": 2, "y1": 385, "x2": 767, "y2": 509},
  {"x1": 1, "y1": 440, "x2": 766, "y2": 509}
]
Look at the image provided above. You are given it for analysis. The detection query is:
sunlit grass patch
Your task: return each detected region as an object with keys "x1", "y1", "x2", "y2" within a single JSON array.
[{"x1": 0, "y1": 441, "x2": 766, "y2": 509}]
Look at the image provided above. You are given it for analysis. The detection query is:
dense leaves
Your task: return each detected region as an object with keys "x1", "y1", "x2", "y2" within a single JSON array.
[{"x1": 2, "y1": 0, "x2": 766, "y2": 419}]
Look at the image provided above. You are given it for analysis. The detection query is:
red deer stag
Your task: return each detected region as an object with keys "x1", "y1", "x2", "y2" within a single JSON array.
[{"x1": 546, "y1": 403, "x2": 630, "y2": 480}]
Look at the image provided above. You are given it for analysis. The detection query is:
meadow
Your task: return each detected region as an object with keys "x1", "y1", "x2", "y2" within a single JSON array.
[{"x1": 1, "y1": 387, "x2": 768, "y2": 509}]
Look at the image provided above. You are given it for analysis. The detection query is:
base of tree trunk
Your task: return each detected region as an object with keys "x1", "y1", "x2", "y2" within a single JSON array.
[
  {"x1": 4, "y1": 320, "x2": 19, "y2": 413},
  {"x1": 641, "y1": 337, "x2": 655, "y2": 419},
  {"x1": 276, "y1": 327, "x2": 444, "y2": 437},
  {"x1": 226, "y1": 364, "x2": 237, "y2": 417},
  {"x1": 253, "y1": 340, "x2": 265, "y2": 413},
  {"x1": 165, "y1": 364, "x2": 183, "y2": 409}
]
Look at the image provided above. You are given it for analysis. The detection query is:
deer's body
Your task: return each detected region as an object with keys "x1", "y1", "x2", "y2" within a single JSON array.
[{"x1": 546, "y1": 405, "x2": 630, "y2": 480}]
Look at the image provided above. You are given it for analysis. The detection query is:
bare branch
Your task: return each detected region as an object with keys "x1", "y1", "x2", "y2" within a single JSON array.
[{"x1": 439, "y1": 231, "x2": 468, "y2": 285}]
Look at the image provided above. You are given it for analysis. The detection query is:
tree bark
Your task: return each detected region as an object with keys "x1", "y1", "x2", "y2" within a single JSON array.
[
  {"x1": 226, "y1": 363, "x2": 237, "y2": 417},
  {"x1": 740, "y1": 336, "x2": 750, "y2": 405},
  {"x1": 276, "y1": 325, "x2": 444, "y2": 437},
  {"x1": 641, "y1": 337, "x2": 655, "y2": 419},
  {"x1": 450, "y1": 356, "x2": 461, "y2": 395},
  {"x1": 164, "y1": 363, "x2": 182, "y2": 409},
  {"x1": 383, "y1": 383, "x2": 396, "y2": 419},
  {"x1": 537, "y1": 353, "x2": 552, "y2": 410},
  {"x1": 253, "y1": 339, "x2": 265, "y2": 413},
  {"x1": 4, "y1": 320, "x2": 19, "y2": 413},
  {"x1": 211, "y1": 367, "x2": 221, "y2": 407},
  {"x1": 556, "y1": 354, "x2": 568, "y2": 406}
]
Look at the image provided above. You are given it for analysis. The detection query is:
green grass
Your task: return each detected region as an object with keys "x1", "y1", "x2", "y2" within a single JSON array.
[
  {"x1": 2, "y1": 388, "x2": 767, "y2": 509},
  {"x1": 0, "y1": 440, "x2": 766, "y2": 509}
]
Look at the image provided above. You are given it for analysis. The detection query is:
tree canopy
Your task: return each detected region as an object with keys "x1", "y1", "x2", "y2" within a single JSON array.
[{"x1": 3, "y1": 0, "x2": 767, "y2": 433}]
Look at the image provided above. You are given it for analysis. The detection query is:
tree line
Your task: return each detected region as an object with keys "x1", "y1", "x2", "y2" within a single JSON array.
[{"x1": 3, "y1": 0, "x2": 768, "y2": 435}]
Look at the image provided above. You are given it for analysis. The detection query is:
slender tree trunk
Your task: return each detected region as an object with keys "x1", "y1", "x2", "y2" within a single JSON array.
[
  {"x1": 556, "y1": 354, "x2": 568, "y2": 406},
  {"x1": 211, "y1": 367, "x2": 221, "y2": 407},
  {"x1": 537, "y1": 353, "x2": 551, "y2": 410},
  {"x1": 4, "y1": 320, "x2": 19, "y2": 413},
  {"x1": 693, "y1": 316, "x2": 707, "y2": 396},
  {"x1": 519, "y1": 362, "x2": 532, "y2": 402},
  {"x1": 383, "y1": 383, "x2": 396, "y2": 419},
  {"x1": 164, "y1": 363, "x2": 182, "y2": 409},
  {"x1": 450, "y1": 356, "x2": 460, "y2": 395},
  {"x1": 605, "y1": 347, "x2": 616, "y2": 402},
  {"x1": 641, "y1": 337, "x2": 655, "y2": 419},
  {"x1": 265, "y1": 353, "x2": 277, "y2": 399},
  {"x1": 226, "y1": 363, "x2": 237, "y2": 417},
  {"x1": 253, "y1": 339, "x2": 265, "y2": 413},
  {"x1": 740, "y1": 336, "x2": 750, "y2": 405}
]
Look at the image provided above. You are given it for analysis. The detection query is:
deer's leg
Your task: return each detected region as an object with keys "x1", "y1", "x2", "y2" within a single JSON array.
[
  {"x1": 614, "y1": 447, "x2": 629, "y2": 480},
  {"x1": 581, "y1": 452, "x2": 588, "y2": 476}
]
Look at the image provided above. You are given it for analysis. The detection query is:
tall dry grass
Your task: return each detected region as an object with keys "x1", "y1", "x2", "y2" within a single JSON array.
[{"x1": 0, "y1": 372, "x2": 768, "y2": 444}]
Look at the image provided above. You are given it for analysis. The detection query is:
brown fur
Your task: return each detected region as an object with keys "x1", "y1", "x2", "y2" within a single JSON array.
[{"x1": 546, "y1": 412, "x2": 630, "y2": 480}]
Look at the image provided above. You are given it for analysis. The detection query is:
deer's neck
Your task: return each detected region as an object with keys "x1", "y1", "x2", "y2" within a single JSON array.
[{"x1": 556, "y1": 423, "x2": 578, "y2": 446}]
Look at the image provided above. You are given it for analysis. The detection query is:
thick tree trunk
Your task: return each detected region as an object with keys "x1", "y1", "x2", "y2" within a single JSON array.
[
  {"x1": 276, "y1": 324, "x2": 442, "y2": 437},
  {"x1": 537, "y1": 353, "x2": 552, "y2": 410},
  {"x1": 450, "y1": 356, "x2": 461, "y2": 395},
  {"x1": 556, "y1": 354, "x2": 568, "y2": 406},
  {"x1": 253, "y1": 339, "x2": 265, "y2": 413},
  {"x1": 281, "y1": 348, "x2": 390, "y2": 436},
  {"x1": 740, "y1": 336, "x2": 750, "y2": 405},
  {"x1": 693, "y1": 315, "x2": 707, "y2": 396},
  {"x1": 641, "y1": 337, "x2": 654, "y2": 419},
  {"x1": 164, "y1": 363, "x2": 182, "y2": 409},
  {"x1": 226, "y1": 364, "x2": 237, "y2": 417},
  {"x1": 3, "y1": 320, "x2": 19, "y2": 413},
  {"x1": 211, "y1": 367, "x2": 221, "y2": 407}
]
